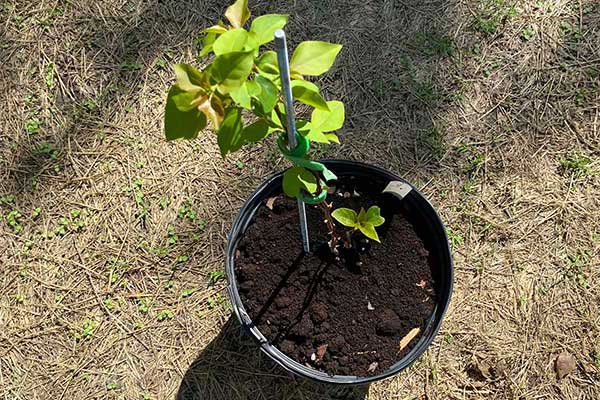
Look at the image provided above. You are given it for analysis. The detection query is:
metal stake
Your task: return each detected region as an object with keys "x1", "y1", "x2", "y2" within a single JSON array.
[{"x1": 274, "y1": 29, "x2": 310, "y2": 253}]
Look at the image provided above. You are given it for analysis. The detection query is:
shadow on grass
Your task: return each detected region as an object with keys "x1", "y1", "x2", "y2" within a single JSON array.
[{"x1": 176, "y1": 317, "x2": 369, "y2": 400}]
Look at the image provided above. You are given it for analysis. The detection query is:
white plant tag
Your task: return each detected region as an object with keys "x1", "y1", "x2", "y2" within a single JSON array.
[{"x1": 382, "y1": 181, "x2": 412, "y2": 200}]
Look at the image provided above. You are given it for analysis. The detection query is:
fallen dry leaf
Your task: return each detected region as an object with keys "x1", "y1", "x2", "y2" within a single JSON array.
[
  {"x1": 316, "y1": 344, "x2": 328, "y2": 362},
  {"x1": 468, "y1": 358, "x2": 494, "y2": 381},
  {"x1": 398, "y1": 327, "x2": 421, "y2": 352},
  {"x1": 368, "y1": 362, "x2": 378, "y2": 372},
  {"x1": 265, "y1": 197, "x2": 277, "y2": 210},
  {"x1": 555, "y1": 352, "x2": 576, "y2": 379}
]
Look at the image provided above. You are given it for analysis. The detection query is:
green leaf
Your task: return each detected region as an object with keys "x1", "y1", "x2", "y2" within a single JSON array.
[
  {"x1": 282, "y1": 167, "x2": 318, "y2": 197},
  {"x1": 211, "y1": 51, "x2": 254, "y2": 94},
  {"x1": 225, "y1": 0, "x2": 250, "y2": 28},
  {"x1": 164, "y1": 86, "x2": 206, "y2": 140},
  {"x1": 200, "y1": 32, "x2": 217, "y2": 56},
  {"x1": 256, "y1": 51, "x2": 279, "y2": 74},
  {"x1": 205, "y1": 24, "x2": 228, "y2": 34},
  {"x1": 364, "y1": 206, "x2": 385, "y2": 227},
  {"x1": 229, "y1": 83, "x2": 252, "y2": 109},
  {"x1": 290, "y1": 41, "x2": 342, "y2": 76},
  {"x1": 304, "y1": 129, "x2": 339, "y2": 144},
  {"x1": 331, "y1": 208, "x2": 358, "y2": 228},
  {"x1": 311, "y1": 100, "x2": 344, "y2": 132},
  {"x1": 357, "y1": 222, "x2": 380, "y2": 242},
  {"x1": 212, "y1": 28, "x2": 249, "y2": 55},
  {"x1": 291, "y1": 80, "x2": 329, "y2": 110},
  {"x1": 171, "y1": 88, "x2": 201, "y2": 112},
  {"x1": 251, "y1": 75, "x2": 279, "y2": 114},
  {"x1": 242, "y1": 119, "x2": 270, "y2": 143},
  {"x1": 249, "y1": 14, "x2": 288, "y2": 45},
  {"x1": 173, "y1": 64, "x2": 206, "y2": 92},
  {"x1": 217, "y1": 108, "x2": 243, "y2": 157}
]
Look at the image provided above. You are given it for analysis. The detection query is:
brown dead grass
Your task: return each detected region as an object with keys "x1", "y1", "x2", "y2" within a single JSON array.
[{"x1": 1, "y1": 0, "x2": 599, "y2": 399}]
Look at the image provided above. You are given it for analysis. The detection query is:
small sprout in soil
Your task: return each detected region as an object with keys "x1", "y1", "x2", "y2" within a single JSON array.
[
  {"x1": 444, "y1": 333, "x2": 454, "y2": 344},
  {"x1": 331, "y1": 206, "x2": 385, "y2": 243},
  {"x1": 138, "y1": 298, "x2": 150, "y2": 313},
  {"x1": 175, "y1": 254, "x2": 189, "y2": 263},
  {"x1": 106, "y1": 382, "x2": 118, "y2": 390},
  {"x1": 159, "y1": 196, "x2": 171, "y2": 210},
  {"x1": 235, "y1": 160, "x2": 245, "y2": 170},
  {"x1": 177, "y1": 199, "x2": 197, "y2": 221},
  {"x1": 164, "y1": 280, "x2": 174, "y2": 290},
  {"x1": 181, "y1": 288, "x2": 195, "y2": 298},
  {"x1": 82, "y1": 98, "x2": 97, "y2": 111},
  {"x1": 167, "y1": 225, "x2": 178, "y2": 245},
  {"x1": 208, "y1": 270, "x2": 225, "y2": 286},
  {"x1": 26, "y1": 118, "x2": 42, "y2": 134},
  {"x1": 157, "y1": 309, "x2": 174, "y2": 321},
  {"x1": 5, "y1": 210, "x2": 23, "y2": 233},
  {"x1": 32, "y1": 207, "x2": 42, "y2": 218},
  {"x1": 76, "y1": 320, "x2": 97, "y2": 341},
  {"x1": 560, "y1": 153, "x2": 591, "y2": 175},
  {"x1": 0, "y1": 194, "x2": 16, "y2": 205},
  {"x1": 446, "y1": 228, "x2": 464, "y2": 248},
  {"x1": 521, "y1": 26, "x2": 535, "y2": 41},
  {"x1": 15, "y1": 293, "x2": 25, "y2": 304},
  {"x1": 45, "y1": 63, "x2": 55, "y2": 90}
]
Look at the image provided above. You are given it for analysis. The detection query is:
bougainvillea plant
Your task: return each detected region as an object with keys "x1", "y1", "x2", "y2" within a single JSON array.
[{"x1": 163, "y1": 0, "x2": 384, "y2": 244}]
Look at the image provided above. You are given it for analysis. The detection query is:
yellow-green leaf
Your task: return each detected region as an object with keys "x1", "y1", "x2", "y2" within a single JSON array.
[
  {"x1": 212, "y1": 28, "x2": 249, "y2": 55},
  {"x1": 256, "y1": 51, "x2": 279, "y2": 74},
  {"x1": 311, "y1": 100, "x2": 344, "y2": 132},
  {"x1": 365, "y1": 206, "x2": 385, "y2": 227},
  {"x1": 225, "y1": 0, "x2": 250, "y2": 28},
  {"x1": 357, "y1": 222, "x2": 380, "y2": 242},
  {"x1": 249, "y1": 14, "x2": 288, "y2": 45},
  {"x1": 205, "y1": 25, "x2": 228, "y2": 34},
  {"x1": 332, "y1": 208, "x2": 358, "y2": 227},
  {"x1": 211, "y1": 51, "x2": 254, "y2": 94},
  {"x1": 229, "y1": 83, "x2": 252, "y2": 109},
  {"x1": 290, "y1": 41, "x2": 342, "y2": 76},
  {"x1": 291, "y1": 80, "x2": 329, "y2": 111}
]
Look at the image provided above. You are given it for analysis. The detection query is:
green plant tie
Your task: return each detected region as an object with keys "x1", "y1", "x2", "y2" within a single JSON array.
[{"x1": 277, "y1": 132, "x2": 337, "y2": 205}]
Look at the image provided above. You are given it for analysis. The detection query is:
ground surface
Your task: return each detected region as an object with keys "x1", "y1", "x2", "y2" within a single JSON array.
[{"x1": 0, "y1": 0, "x2": 599, "y2": 399}]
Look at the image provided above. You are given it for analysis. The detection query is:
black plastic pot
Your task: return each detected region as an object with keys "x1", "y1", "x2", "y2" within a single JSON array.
[{"x1": 226, "y1": 159, "x2": 453, "y2": 385}]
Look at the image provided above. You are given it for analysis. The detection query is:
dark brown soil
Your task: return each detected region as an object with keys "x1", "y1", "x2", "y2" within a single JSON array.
[{"x1": 234, "y1": 177, "x2": 436, "y2": 377}]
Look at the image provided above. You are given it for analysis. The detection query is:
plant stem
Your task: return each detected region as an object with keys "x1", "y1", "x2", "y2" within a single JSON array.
[{"x1": 318, "y1": 201, "x2": 340, "y2": 251}]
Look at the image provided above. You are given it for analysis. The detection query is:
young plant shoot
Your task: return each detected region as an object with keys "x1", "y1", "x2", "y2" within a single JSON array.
[{"x1": 163, "y1": 0, "x2": 384, "y2": 249}]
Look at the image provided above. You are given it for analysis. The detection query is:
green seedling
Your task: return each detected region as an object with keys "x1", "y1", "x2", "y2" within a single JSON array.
[
  {"x1": 560, "y1": 154, "x2": 591, "y2": 175},
  {"x1": 157, "y1": 309, "x2": 174, "y2": 321},
  {"x1": 181, "y1": 288, "x2": 195, "y2": 298},
  {"x1": 138, "y1": 298, "x2": 150, "y2": 313},
  {"x1": 6, "y1": 210, "x2": 23, "y2": 233},
  {"x1": 26, "y1": 118, "x2": 41, "y2": 134},
  {"x1": 177, "y1": 199, "x2": 197, "y2": 221},
  {"x1": 45, "y1": 63, "x2": 54, "y2": 89},
  {"x1": 76, "y1": 320, "x2": 97, "y2": 340},
  {"x1": 163, "y1": 0, "x2": 384, "y2": 252},
  {"x1": 331, "y1": 206, "x2": 385, "y2": 243},
  {"x1": 521, "y1": 26, "x2": 535, "y2": 41},
  {"x1": 167, "y1": 225, "x2": 178, "y2": 245},
  {"x1": 208, "y1": 270, "x2": 225, "y2": 286},
  {"x1": 446, "y1": 228, "x2": 464, "y2": 248}
]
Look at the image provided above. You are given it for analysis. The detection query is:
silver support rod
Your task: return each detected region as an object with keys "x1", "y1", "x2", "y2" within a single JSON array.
[{"x1": 274, "y1": 29, "x2": 310, "y2": 253}]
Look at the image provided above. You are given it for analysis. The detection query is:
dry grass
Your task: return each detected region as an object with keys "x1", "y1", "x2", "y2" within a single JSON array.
[{"x1": 1, "y1": 0, "x2": 599, "y2": 399}]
